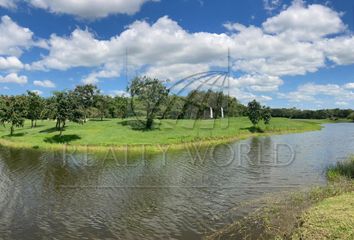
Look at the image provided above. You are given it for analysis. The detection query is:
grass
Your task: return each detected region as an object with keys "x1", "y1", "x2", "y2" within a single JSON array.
[
  {"x1": 0, "y1": 117, "x2": 324, "y2": 152},
  {"x1": 327, "y1": 157, "x2": 354, "y2": 181},
  {"x1": 292, "y1": 192, "x2": 354, "y2": 240},
  {"x1": 206, "y1": 157, "x2": 354, "y2": 240}
]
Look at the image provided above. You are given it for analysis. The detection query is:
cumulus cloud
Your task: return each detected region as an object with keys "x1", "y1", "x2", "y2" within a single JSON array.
[
  {"x1": 0, "y1": 73, "x2": 28, "y2": 84},
  {"x1": 33, "y1": 80, "x2": 55, "y2": 88},
  {"x1": 27, "y1": 0, "x2": 158, "y2": 19},
  {"x1": 263, "y1": 0, "x2": 345, "y2": 41},
  {"x1": 22, "y1": 0, "x2": 354, "y2": 105},
  {"x1": 0, "y1": 15, "x2": 33, "y2": 56},
  {"x1": 0, "y1": 56, "x2": 23, "y2": 70}
]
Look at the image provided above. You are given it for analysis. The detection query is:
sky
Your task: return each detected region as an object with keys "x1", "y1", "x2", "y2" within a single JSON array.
[{"x1": 1, "y1": 0, "x2": 354, "y2": 109}]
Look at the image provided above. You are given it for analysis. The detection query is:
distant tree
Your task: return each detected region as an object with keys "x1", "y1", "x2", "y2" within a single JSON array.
[
  {"x1": 0, "y1": 96, "x2": 27, "y2": 136},
  {"x1": 262, "y1": 106, "x2": 272, "y2": 125},
  {"x1": 128, "y1": 76, "x2": 169, "y2": 129},
  {"x1": 26, "y1": 91, "x2": 44, "y2": 128},
  {"x1": 113, "y1": 96, "x2": 128, "y2": 118},
  {"x1": 247, "y1": 100, "x2": 262, "y2": 127},
  {"x1": 348, "y1": 112, "x2": 354, "y2": 122},
  {"x1": 73, "y1": 84, "x2": 99, "y2": 122}
]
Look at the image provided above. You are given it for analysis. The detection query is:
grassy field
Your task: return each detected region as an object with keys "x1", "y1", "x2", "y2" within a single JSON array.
[{"x1": 0, "y1": 117, "x2": 324, "y2": 151}]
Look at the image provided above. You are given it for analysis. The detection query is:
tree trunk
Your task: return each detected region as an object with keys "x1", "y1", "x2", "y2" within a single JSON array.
[
  {"x1": 31, "y1": 120, "x2": 34, "y2": 128},
  {"x1": 146, "y1": 118, "x2": 153, "y2": 130},
  {"x1": 10, "y1": 125, "x2": 14, "y2": 136},
  {"x1": 34, "y1": 120, "x2": 37, "y2": 128}
]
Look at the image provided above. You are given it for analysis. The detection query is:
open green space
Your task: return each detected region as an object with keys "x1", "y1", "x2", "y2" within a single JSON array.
[{"x1": 0, "y1": 117, "x2": 323, "y2": 151}]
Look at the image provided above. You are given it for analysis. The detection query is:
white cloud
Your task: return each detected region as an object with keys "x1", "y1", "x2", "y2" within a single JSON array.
[
  {"x1": 33, "y1": 80, "x2": 55, "y2": 88},
  {"x1": 27, "y1": 0, "x2": 158, "y2": 19},
  {"x1": 110, "y1": 90, "x2": 129, "y2": 97},
  {"x1": 26, "y1": 1, "x2": 354, "y2": 104},
  {"x1": 336, "y1": 101, "x2": 348, "y2": 106},
  {"x1": 263, "y1": 0, "x2": 345, "y2": 41},
  {"x1": 0, "y1": 15, "x2": 33, "y2": 56},
  {"x1": 318, "y1": 36, "x2": 354, "y2": 65},
  {"x1": 0, "y1": 0, "x2": 15, "y2": 8},
  {"x1": 344, "y1": 83, "x2": 354, "y2": 89},
  {"x1": 145, "y1": 63, "x2": 210, "y2": 81},
  {"x1": 230, "y1": 75, "x2": 283, "y2": 92},
  {"x1": 0, "y1": 73, "x2": 28, "y2": 84},
  {"x1": 263, "y1": 0, "x2": 283, "y2": 13},
  {"x1": 0, "y1": 56, "x2": 23, "y2": 70},
  {"x1": 32, "y1": 89, "x2": 43, "y2": 95},
  {"x1": 82, "y1": 62, "x2": 122, "y2": 84},
  {"x1": 279, "y1": 83, "x2": 354, "y2": 103}
]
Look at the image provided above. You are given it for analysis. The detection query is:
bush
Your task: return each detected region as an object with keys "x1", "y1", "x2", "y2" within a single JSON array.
[{"x1": 327, "y1": 157, "x2": 354, "y2": 181}]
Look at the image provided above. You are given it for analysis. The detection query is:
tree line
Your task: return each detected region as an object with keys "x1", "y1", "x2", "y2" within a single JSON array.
[
  {"x1": 0, "y1": 77, "x2": 246, "y2": 135},
  {"x1": 271, "y1": 108, "x2": 354, "y2": 120},
  {"x1": 1, "y1": 76, "x2": 353, "y2": 136}
]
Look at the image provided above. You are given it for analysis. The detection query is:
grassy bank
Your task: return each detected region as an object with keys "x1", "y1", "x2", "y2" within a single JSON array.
[
  {"x1": 207, "y1": 158, "x2": 354, "y2": 240},
  {"x1": 292, "y1": 192, "x2": 354, "y2": 239},
  {"x1": 0, "y1": 117, "x2": 323, "y2": 152}
]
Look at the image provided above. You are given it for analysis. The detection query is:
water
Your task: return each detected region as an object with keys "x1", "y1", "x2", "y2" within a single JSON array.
[{"x1": 0, "y1": 123, "x2": 354, "y2": 239}]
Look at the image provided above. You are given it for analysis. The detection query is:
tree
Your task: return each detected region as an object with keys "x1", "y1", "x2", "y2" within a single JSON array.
[
  {"x1": 0, "y1": 96, "x2": 27, "y2": 136},
  {"x1": 52, "y1": 91, "x2": 84, "y2": 136},
  {"x1": 247, "y1": 100, "x2": 262, "y2": 127},
  {"x1": 26, "y1": 91, "x2": 44, "y2": 128},
  {"x1": 111, "y1": 96, "x2": 128, "y2": 118},
  {"x1": 262, "y1": 106, "x2": 272, "y2": 125},
  {"x1": 128, "y1": 76, "x2": 169, "y2": 129},
  {"x1": 94, "y1": 95, "x2": 110, "y2": 121},
  {"x1": 73, "y1": 84, "x2": 99, "y2": 122}
]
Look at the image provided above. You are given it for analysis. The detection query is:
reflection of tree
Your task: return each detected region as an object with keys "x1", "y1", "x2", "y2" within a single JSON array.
[{"x1": 245, "y1": 137, "x2": 273, "y2": 180}]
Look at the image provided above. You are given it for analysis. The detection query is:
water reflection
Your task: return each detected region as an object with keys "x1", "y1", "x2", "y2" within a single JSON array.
[{"x1": 0, "y1": 123, "x2": 354, "y2": 239}]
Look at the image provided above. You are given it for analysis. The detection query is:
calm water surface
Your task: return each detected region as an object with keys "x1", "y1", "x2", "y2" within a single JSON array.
[{"x1": 0, "y1": 123, "x2": 354, "y2": 239}]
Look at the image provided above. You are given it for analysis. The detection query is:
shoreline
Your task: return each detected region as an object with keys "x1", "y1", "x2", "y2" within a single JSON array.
[
  {"x1": 0, "y1": 126, "x2": 323, "y2": 153},
  {"x1": 206, "y1": 158, "x2": 354, "y2": 239}
]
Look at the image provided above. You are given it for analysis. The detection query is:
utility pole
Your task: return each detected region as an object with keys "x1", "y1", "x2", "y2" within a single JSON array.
[{"x1": 125, "y1": 48, "x2": 129, "y2": 82}]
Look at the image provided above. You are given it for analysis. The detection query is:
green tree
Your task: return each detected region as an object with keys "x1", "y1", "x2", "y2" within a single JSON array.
[
  {"x1": 26, "y1": 91, "x2": 44, "y2": 128},
  {"x1": 73, "y1": 84, "x2": 99, "y2": 122},
  {"x1": 262, "y1": 106, "x2": 272, "y2": 125},
  {"x1": 247, "y1": 100, "x2": 262, "y2": 127},
  {"x1": 52, "y1": 91, "x2": 84, "y2": 136},
  {"x1": 128, "y1": 76, "x2": 169, "y2": 129},
  {"x1": 94, "y1": 95, "x2": 110, "y2": 121},
  {"x1": 0, "y1": 96, "x2": 27, "y2": 136}
]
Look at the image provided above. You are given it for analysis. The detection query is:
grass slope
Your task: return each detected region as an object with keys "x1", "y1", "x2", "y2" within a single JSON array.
[{"x1": 0, "y1": 117, "x2": 322, "y2": 151}]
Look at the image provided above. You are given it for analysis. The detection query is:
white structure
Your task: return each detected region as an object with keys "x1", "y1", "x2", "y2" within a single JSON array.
[
  {"x1": 221, "y1": 107, "x2": 224, "y2": 119},
  {"x1": 210, "y1": 107, "x2": 214, "y2": 119}
]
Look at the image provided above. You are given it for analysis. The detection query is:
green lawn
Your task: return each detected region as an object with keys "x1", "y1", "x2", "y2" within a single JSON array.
[
  {"x1": 293, "y1": 192, "x2": 354, "y2": 240},
  {"x1": 0, "y1": 117, "x2": 323, "y2": 150}
]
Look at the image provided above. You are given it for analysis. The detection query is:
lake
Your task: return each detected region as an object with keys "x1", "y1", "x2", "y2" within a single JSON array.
[{"x1": 1, "y1": 123, "x2": 354, "y2": 239}]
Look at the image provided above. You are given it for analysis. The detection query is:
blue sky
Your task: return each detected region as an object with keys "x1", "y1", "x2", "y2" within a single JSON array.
[{"x1": 1, "y1": 0, "x2": 354, "y2": 109}]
